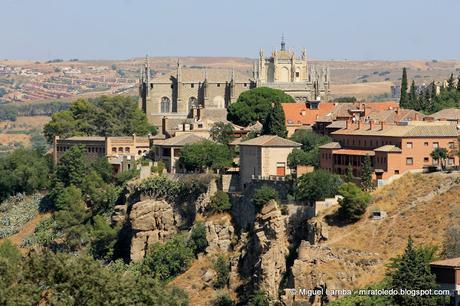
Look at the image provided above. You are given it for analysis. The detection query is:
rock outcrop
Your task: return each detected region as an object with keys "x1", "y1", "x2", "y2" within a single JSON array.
[
  {"x1": 129, "y1": 199, "x2": 179, "y2": 262},
  {"x1": 306, "y1": 217, "x2": 329, "y2": 245},
  {"x1": 205, "y1": 215, "x2": 235, "y2": 254},
  {"x1": 194, "y1": 177, "x2": 218, "y2": 214},
  {"x1": 240, "y1": 200, "x2": 289, "y2": 300},
  {"x1": 111, "y1": 204, "x2": 127, "y2": 227}
]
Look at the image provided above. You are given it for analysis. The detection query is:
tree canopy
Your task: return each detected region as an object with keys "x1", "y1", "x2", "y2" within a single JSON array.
[
  {"x1": 0, "y1": 148, "x2": 50, "y2": 201},
  {"x1": 337, "y1": 182, "x2": 371, "y2": 222},
  {"x1": 210, "y1": 122, "x2": 235, "y2": 145},
  {"x1": 227, "y1": 87, "x2": 294, "y2": 126},
  {"x1": 295, "y1": 170, "x2": 342, "y2": 203},
  {"x1": 43, "y1": 96, "x2": 156, "y2": 143},
  {"x1": 179, "y1": 140, "x2": 232, "y2": 172}
]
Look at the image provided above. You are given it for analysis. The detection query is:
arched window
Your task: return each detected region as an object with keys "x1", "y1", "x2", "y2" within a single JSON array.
[{"x1": 160, "y1": 97, "x2": 171, "y2": 113}]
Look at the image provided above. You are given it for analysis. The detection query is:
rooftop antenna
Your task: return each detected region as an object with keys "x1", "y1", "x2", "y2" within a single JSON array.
[{"x1": 281, "y1": 34, "x2": 286, "y2": 51}]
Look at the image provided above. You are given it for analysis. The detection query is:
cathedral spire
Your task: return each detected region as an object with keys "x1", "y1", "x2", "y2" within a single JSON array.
[{"x1": 281, "y1": 34, "x2": 286, "y2": 51}]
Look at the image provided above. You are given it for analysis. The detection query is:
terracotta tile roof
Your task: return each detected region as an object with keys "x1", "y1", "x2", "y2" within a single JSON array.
[
  {"x1": 282, "y1": 102, "x2": 336, "y2": 126},
  {"x1": 156, "y1": 133, "x2": 205, "y2": 147},
  {"x1": 332, "y1": 122, "x2": 457, "y2": 138},
  {"x1": 64, "y1": 136, "x2": 105, "y2": 141},
  {"x1": 239, "y1": 135, "x2": 301, "y2": 147},
  {"x1": 374, "y1": 145, "x2": 402, "y2": 153},
  {"x1": 431, "y1": 257, "x2": 460, "y2": 268},
  {"x1": 430, "y1": 108, "x2": 460, "y2": 121},
  {"x1": 319, "y1": 142, "x2": 341, "y2": 149}
]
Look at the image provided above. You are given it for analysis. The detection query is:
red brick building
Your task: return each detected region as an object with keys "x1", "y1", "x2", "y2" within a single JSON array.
[{"x1": 319, "y1": 121, "x2": 459, "y2": 180}]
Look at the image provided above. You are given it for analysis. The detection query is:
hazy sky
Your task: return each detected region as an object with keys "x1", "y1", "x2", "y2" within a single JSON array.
[{"x1": 1, "y1": 0, "x2": 459, "y2": 61}]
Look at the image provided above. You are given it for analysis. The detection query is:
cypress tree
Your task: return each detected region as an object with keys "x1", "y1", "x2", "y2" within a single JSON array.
[
  {"x1": 447, "y1": 73, "x2": 455, "y2": 90},
  {"x1": 409, "y1": 80, "x2": 417, "y2": 110},
  {"x1": 360, "y1": 155, "x2": 373, "y2": 191},
  {"x1": 262, "y1": 101, "x2": 288, "y2": 138},
  {"x1": 345, "y1": 163, "x2": 354, "y2": 183},
  {"x1": 399, "y1": 68, "x2": 409, "y2": 108}
]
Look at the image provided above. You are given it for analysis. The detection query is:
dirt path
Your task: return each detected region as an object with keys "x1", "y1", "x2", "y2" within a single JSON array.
[{"x1": 0, "y1": 213, "x2": 51, "y2": 252}]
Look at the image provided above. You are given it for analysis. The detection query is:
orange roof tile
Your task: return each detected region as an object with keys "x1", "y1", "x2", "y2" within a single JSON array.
[{"x1": 282, "y1": 102, "x2": 336, "y2": 126}]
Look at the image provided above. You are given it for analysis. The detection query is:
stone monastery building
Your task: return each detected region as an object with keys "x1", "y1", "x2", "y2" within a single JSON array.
[{"x1": 138, "y1": 39, "x2": 330, "y2": 129}]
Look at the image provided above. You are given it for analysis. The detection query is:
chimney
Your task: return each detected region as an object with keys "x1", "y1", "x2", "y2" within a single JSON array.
[
  {"x1": 380, "y1": 121, "x2": 384, "y2": 130},
  {"x1": 357, "y1": 120, "x2": 361, "y2": 130},
  {"x1": 369, "y1": 120, "x2": 373, "y2": 130},
  {"x1": 162, "y1": 116, "x2": 168, "y2": 135},
  {"x1": 414, "y1": 113, "x2": 418, "y2": 121},
  {"x1": 345, "y1": 119, "x2": 349, "y2": 129}
]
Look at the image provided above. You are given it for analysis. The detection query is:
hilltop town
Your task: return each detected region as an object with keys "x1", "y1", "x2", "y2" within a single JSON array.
[{"x1": 2, "y1": 39, "x2": 460, "y2": 306}]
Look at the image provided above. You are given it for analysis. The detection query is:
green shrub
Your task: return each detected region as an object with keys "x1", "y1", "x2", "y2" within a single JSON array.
[
  {"x1": 338, "y1": 182, "x2": 372, "y2": 222},
  {"x1": 141, "y1": 235, "x2": 194, "y2": 281},
  {"x1": 189, "y1": 221, "x2": 208, "y2": 255},
  {"x1": 252, "y1": 186, "x2": 279, "y2": 210},
  {"x1": 213, "y1": 255, "x2": 230, "y2": 289},
  {"x1": 213, "y1": 293, "x2": 235, "y2": 306},
  {"x1": 247, "y1": 290, "x2": 270, "y2": 306},
  {"x1": 210, "y1": 191, "x2": 231, "y2": 213},
  {"x1": 295, "y1": 170, "x2": 342, "y2": 204},
  {"x1": 139, "y1": 175, "x2": 183, "y2": 202}
]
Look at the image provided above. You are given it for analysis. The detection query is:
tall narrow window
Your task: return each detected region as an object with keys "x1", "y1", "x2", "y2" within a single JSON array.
[{"x1": 160, "y1": 97, "x2": 171, "y2": 113}]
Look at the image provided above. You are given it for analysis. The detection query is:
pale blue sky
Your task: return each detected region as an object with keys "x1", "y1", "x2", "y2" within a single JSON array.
[{"x1": 1, "y1": 0, "x2": 459, "y2": 60}]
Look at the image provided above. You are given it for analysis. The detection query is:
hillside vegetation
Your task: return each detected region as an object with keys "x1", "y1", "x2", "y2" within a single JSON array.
[{"x1": 320, "y1": 172, "x2": 460, "y2": 288}]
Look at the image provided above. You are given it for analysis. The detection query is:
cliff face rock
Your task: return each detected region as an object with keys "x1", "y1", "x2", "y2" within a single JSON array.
[
  {"x1": 205, "y1": 215, "x2": 235, "y2": 254},
  {"x1": 129, "y1": 199, "x2": 179, "y2": 262},
  {"x1": 240, "y1": 200, "x2": 289, "y2": 300},
  {"x1": 111, "y1": 204, "x2": 127, "y2": 227},
  {"x1": 284, "y1": 241, "x2": 382, "y2": 305},
  {"x1": 306, "y1": 217, "x2": 329, "y2": 245},
  {"x1": 195, "y1": 178, "x2": 218, "y2": 214}
]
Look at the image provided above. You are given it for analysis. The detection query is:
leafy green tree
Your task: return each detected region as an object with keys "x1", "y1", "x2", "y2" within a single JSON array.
[
  {"x1": 345, "y1": 164, "x2": 354, "y2": 183},
  {"x1": 54, "y1": 186, "x2": 91, "y2": 251},
  {"x1": 388, "y1": 237, "x2": 440, "y2": 306},
  {"x1": 90, "y1": 215, "x2": 119, "y2": 260},
  {"x1": 400, "y1": 67, "x2": 409, "y2": 108},
  {"x1": 0, "y1": 148, "x2": 50, "y2": 201},
  {"x1": 213, "y1": 255, "x2": 230, "y2": 289},
  {"x1": 287, "y1": 148, "x2": 321, "y2": 168},
  {"x1": 2, "y1": 250, "x2": 188, "y2": 305},
  {"x1": 81, "y1": 170, "x2": 120, "y2": 214},
  {"x1": 141, "y1": 235, "x2": 194, "y2": 281},
  {"x1": 262, "y1": 101, "x2": 287, "y2": 138},
  {"x1": 227, "y1": 87, "x2": 294, "y2": 126},
  {"x1": 337, "y1": 182, "x2": 371, "y2": 222},
  {"x1": 295, "y1": 170, "x2": 342, "y2": 204},
  {"x1": 361, "y1": 155, "x2": 373, "y2": 191},
  {"x1": 139, "y1": 175, "x2": 182, "y2": 201},
  {"x1": 44, "y1": 96, "x2": 156, "y2": 143},
  {"x1": 252, "y1": 186, "x2": 279, "y2": 210},
  {"x1": 189, "y1": 222, "x2": 208, "y2": 255},
  {"x1": 444, "y1": 225, "x2": 460, "y2": 258},
  {"x1": 431, "y1": 147, "x2": 448, "y2": 169},
  {"x1": 290, "y1": 130, "x2": 331, "y2": 152},
  {"x1": 210, "y1": 191, "x2": 232, "y2": 213},
  {"x1": 55, "y1": 145, "x2": 87, "y2": 187},
  {"x1": 180, "y1": 140, "x2": 232, "y2": 172},
  {"x1": 91, "y1": 156, "x2": 113, "y2": 182},
  {"x1": 210, "y1": 122, "x2": 235, "y2": 145}
]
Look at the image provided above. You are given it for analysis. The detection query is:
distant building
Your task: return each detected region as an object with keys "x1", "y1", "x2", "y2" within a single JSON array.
[
  {"x1": 319, "y1": 121, "x2": 459, "y2": 181},
  {"x1": 239, "y1": 135, "x2": 301, "y2": 189},
  {"x1": 150, "y1": 133, "x2": 205, "y2": 173},
  {"x1": 430, "y1": 258, "x2": 460, "y2": 305},
  {"x1": 53, "y1": 135, "x2": 150, "y2": 173},
  {"x1": 138, "y1": 38, "x2": 331, "y2": 134},
  {"x1": 427, "y1": 108, "x2": 460, "y2": 124}
]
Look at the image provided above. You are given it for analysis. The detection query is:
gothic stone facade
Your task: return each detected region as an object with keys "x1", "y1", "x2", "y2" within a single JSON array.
[
  {"x1": 139, "y1": 41, "x2": 330, "y2": 127},
  {"x1": 255, "y1": 39, "x2": 330, "y2": 102}
]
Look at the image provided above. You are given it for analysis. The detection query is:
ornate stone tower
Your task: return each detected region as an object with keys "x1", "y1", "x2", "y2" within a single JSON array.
[{"x1": 254, "y1": 38, "x2": 330, "y2": 101}]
